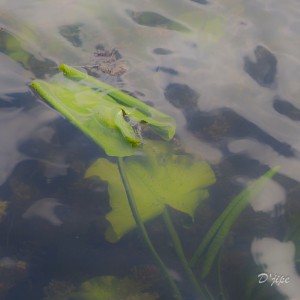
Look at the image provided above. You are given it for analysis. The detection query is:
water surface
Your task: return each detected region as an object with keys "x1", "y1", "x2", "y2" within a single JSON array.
[{"x1": 0, "y1": 1, "x2": 300, "y2": 299}]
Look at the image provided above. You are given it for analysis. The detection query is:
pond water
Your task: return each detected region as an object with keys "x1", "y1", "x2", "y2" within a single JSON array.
[{"x1": 1, "y1": 0, "x2": 300, "y2": 299}]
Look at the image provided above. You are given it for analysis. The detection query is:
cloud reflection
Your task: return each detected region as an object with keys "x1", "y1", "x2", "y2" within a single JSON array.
[{"x1": 252, "y1": 237, "x2": 300, "y2": 300}]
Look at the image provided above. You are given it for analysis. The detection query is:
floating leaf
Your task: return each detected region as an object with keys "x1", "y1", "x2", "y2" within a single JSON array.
[
  {"x1": 85, "y1": 141, "x2": 216, "y2": 242},
  {"x1": 30, "y1": 64, "x2": 175, "y2": 157},
  {"x1": 189, "y1": 166, "x2": 279, "y2": 278}
]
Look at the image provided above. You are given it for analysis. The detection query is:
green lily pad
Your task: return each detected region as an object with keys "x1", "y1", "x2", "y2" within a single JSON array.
[
  {"x1": 70, "y1": 276, "x2": 159, "y2": 300},
  {"x1": 85, "y1": 141, "x2": 216, "y2": 242},
  {"x1": 30, "y1": 64, "x2": 175, "y2": 157}
]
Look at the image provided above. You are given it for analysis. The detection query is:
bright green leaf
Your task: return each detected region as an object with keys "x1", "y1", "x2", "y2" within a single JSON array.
[
  {"x1": 85, "y1": 141, "x2": 216, "y2": 242},
  {"x1": 30, "y1": 64, "x2": 175, "y2": 157}
]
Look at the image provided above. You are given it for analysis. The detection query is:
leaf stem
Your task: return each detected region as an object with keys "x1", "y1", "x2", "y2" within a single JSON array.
[
  {"x1": 162, "y1": 208, "x2": 209, "y2": 299},
  {"x1": 217, "y1": 250, "x2": 226, "y2": 300},
  {"x1": 117, "y1": 157, "x2": 182, "y2": 300}
]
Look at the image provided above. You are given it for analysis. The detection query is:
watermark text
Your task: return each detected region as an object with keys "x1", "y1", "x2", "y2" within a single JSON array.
[{"x1": 258, "y1": 273, "x2": 290, "y2": 286}]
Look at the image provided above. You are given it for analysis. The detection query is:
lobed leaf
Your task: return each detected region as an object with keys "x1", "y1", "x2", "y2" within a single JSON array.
[{"x1": 85, "y1": 141, "x2": 216, "y2": 242}]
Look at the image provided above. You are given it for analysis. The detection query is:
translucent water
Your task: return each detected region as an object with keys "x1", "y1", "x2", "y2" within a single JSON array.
[{"x1": 0, "y1": 1, "x2": 300, "y2": 299}]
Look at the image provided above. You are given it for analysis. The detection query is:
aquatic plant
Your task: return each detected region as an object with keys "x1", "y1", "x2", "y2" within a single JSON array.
[
  {"x1": 31, "y1": 65, "x2": 185, "y2": 299},
  {"x1": 190, "y1": 167, "x2": 279, "y2": 278},
  {"x1": 69, "y1": 275, "x2": 159, "y2": 300},
  {"x1": 0, "y1": 30, "x2": 30, "y2": 67},
  {"x1": 85, "y1": 141, "x2": 215, "y2": 242},
  {"x1": 31, "y1": 65, "x2": 279, "y2": 300},
  {"x1": 31, "y1": 64, "x2": 175, "y2": 157},
  {"x1": 0, "y1": 29, "x2": 56, "y2": 76}
]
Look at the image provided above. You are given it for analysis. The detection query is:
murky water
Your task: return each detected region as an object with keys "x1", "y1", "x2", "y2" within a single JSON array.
[{"x1": 0, "y1": 0, "x2": 300, "y2": 299}]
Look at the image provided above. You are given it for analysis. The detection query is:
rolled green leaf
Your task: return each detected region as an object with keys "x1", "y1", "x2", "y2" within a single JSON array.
[{"x1": 30, "y1": 64, "x2": 176, "y2": 157}]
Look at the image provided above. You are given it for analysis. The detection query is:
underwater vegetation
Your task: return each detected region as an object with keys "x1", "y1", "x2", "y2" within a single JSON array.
[
  {"x1": 31, "y1": 65, "x2": 279, "y2": 300},
  {"x1": 0, "y1": 29, "x2": 56, "y2": 78},
  {"x1": 85, "y1": 141, "x2": 215, "y2": 243},
  {"x1": 70, "y1": 276, "x2": 159, "y2": 300},
  {"x1": 0, "y1": 1, "x2": 299, "y2": 298},
  {"x1": 43, "y1": 275, "x2": 159, "y2": 300},
  {"x1": 42, "y1": 264, "x2": 168, "y2": 300}
]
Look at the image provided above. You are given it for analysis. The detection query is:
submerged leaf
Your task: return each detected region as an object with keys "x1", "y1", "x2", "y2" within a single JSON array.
[
  {"x1": 64, "y1": 276, "x2": 159, "y2": 300},
  {"x1": 30, "y1": 64, "x2": 175, "y2": 157},
  {"x1": 85, "y1": 141, "x2": 216, "y2": 242}
]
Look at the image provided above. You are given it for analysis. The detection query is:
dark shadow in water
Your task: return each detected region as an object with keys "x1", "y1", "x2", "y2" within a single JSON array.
[
  {"x1": 0, "y1": 30, "x2": 57, "y2": 79},
  {"x1": 58, "y1": 24, "x2": 83, "y2": 47},
  {"x1": 164, "y1": 83, "x2": 294, "y2": 157},
  {"x1": 187, "y1": 109, "x2": 294, "y2": 157},
  {"x1": 154, "y1": 66, "x2": 179, "y2": 76},
  {"x1": 164, "y1": 82, "x2": 199, "y2": 113},
  {"x1": 0, "y1": 154, "x2": 153, "y2": 299},
  {"x1": 127, "y1": 10, "x2": 190, "y2": 32},
  {"x1": 191, "y1": 0, "x2": 209, "y2": 4},
  {"x1": 244, "y1": 45, "x2": 277, "y2": 88},
  {"x1": 273, "y1": 97, "x2": 300, "y2": 121},
  {"x1": 0, "y1": 92, "x2": 38, "y2": 110},
  {"x1": 18, "y1": 117, "x2": 103, "y2": 161},
  {"x1": 153, "y1": 48, "x2": 173, "y2": 55}
]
